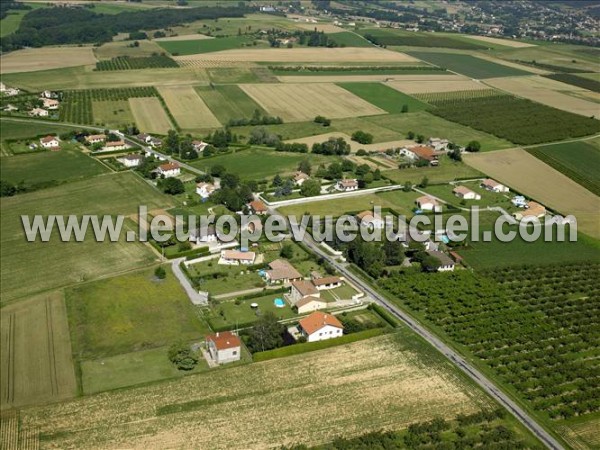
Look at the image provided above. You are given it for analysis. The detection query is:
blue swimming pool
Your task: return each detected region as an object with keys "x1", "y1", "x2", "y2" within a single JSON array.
[
  {"x1": 441, "y1": 235, "x2": 450, "y2": 244},
  {"x1": 274, "y1": 298, "x2": 285, "y2": 308}
]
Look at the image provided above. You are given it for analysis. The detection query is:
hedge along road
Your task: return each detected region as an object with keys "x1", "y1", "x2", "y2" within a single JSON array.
[{"x1": 266, "y1": 205, "x2": 565, "y2": 450}]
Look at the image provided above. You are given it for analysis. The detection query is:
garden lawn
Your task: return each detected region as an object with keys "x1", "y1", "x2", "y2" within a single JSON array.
[
  {"x1": 339, "y1": 82, "x2": 428, "y2": 114},
  {"x1": 67, "y1": 265, "x2": 210, "y2": 359},
  {"x1": 383, "y1": 156, "x2": 484, "y2": 185},
  {"x1": 186, "y1": 261, "x2": 265, "y2": 296},
  {"x1": 421, "y1": 181, "x2": 515, "y2": 210}
]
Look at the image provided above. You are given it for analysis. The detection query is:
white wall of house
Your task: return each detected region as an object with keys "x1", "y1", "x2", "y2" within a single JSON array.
[
  {"x1": 208, "y1": 342, "x2": 241, "y2": 364},
  {"x1": 304, "y1": 325, "x2": 343, "y2": 342},
  {"x1": 297, "y1": 300, "x2": 328, "y2": 315}
]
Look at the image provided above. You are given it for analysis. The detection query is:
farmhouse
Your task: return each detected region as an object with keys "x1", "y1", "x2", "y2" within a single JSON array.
[
  {"x1": 42, "y1": 98, "x2": 60, "y2": 109},
  {"x1": 85, "y1": 134, "x2": 106, "y2": 144},
  {"x1": 117, "y1": 154, "x2": 143, "y2": 168},
  {"x1": 290, "y1": 280, "x2": 319, "y2": 304},
  {"x1": 293, "y1": 171, "x2": 310, "y2": 186},
  {"x1": 196, "y1": 182, "x2": 216, "y2": 199},
  {"x1": 298, "y1": 312, "x2": 344, "y2": 342},
  {"x1": 416, "y1": 196, "x2": 442, "y2": 212},
  {"x1": 426, "y1": 251, "x2": 455, "y2": 272},
  {"x1": 428, "y1": 138, "x2": 450, "y2": 152},
  {"x1": 453, "y1": 186, "x2": 481, "y2": 200},
  {"x1": 295, "y1": 296, "x2": 328, "y2": 315},
  {"x1": 249, "y1": 199, "x2": 268, "y2": 215},
  {"x1": 219, "y1": 249, "x2": 256, "y2": 265},
  {"x1": 29, "y1": 107, "x2": 49, "y2": 117},
  {"x1": 190, "y1": 224, "x2": 219, "y2": 244},
  {"x1": 513, "y1": 201, "x2": 546, "y2": 220},
  {"x1": 481, "y1": 178, "x2": 509, "y2": 193},
  {"x1": 336, "y1": 179, "x2": 358, "y2": 192},
  {"x1": 157, "y1": 162, "x2": 181, "y2": 178},
  {"x1": 357, "y1": 210, "x2": 385, "y2": 229},
  {"x1": 206, "y1": 331, "x2": 241, "y2": 364},
  {"x1": 401, "y1": 146, "x2": 439, "y2": 166},
  {"x1": 39, "y1": 135, "x2": 60, "y2": 149},
  {"x1": 103, "y1": 140, "x2": 129, "y2": 151},
  {"x1": 312, "y1": 276, "x2": 343, "y2": 290},
  {"x1": 265, "y1": 259, "x2": 303, "y2": 284},
  {"x1": 192, "y1": 140, "x2": 209, "y2": 152}
]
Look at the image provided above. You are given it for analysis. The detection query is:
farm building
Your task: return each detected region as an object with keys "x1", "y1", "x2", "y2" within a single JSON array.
[
  {"x1": 336, "y1": 179, "x2": 358, "y2": 192},
  {"x1": 312, "y1": 276, "x2": 343, "y2": 290},
  {"x1": 265, "y1": 259, "x2": 303, "y2": 284},
  {"x1": 513, "y1": 201, "x2": 546, "y2": 220},
  {"x1": 157, "y1": 162, "x2": 181, "y2": 178},
  {"x1": 249, "y1": 200, "x2": 268, "y2": 215},
  {"x1": 117, "y1": 154, "x2": 143, "y2": 168},
  {"x1": 426, "y1": 251, "x2": 455, "y2": 272},
  {"x1": 206, "y1": 331, "x2": 241, "y2": 364},
  {"x1": 298, "y1": 312, "x2": 344, "y2": 342},
  {"x1": 196, "y1": 182, "x2": 216, "y2": 199},
  {"x1": 481, "y1": 178, "x2": 509, "y2": 193},
  {"x1": 416, "y1": 196, "x2": 442, "y2": 212},
  {"x1": 400, "y1": 146, "x2": 439, "y2": 166},
  {"x1": 356, "y1": 210, "x2": 385, "y2": 229},
  {"x1": 219, "y1": 250, "x2": 256, "y2": 265},
  {"x1": 293, "y1": 171, "x2": 310, "y2": 186},
  {"x1": 39, "y1": 135, "x2": 60, "y2": 149},
  {"x1": 190, "y1": 224, "x2": 219, "y2": 244},
  {"x1": 85, "y1": 134, "x2": 106, "y2": 144},
  {"x1": 453, "y1": 186, "x2": 481, "y2": 200}
]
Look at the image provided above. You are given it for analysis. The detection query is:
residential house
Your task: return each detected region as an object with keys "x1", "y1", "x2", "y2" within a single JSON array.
[
  {"x1": 426, "y1": 250, "x2": 455, "y2": 272},
  {"x1": 356, "y1": 210, "x2": 385, "y2": 229},
  {"x1": 481, "y1": 178, "x2": 509, "y2": 193},
  {"x1": 336, "y1": 179, "x2": 358, "y2": 192},
  {"x1": 85, "y1": 134, "x2": 106, "y2": 144},
  {"x1": 416, "y1": 196, "x2": 442, "y2": 212},
  {"x1": 157, "y1": 162, "x2": 181, "y2": 178},
  {"x1": 401, "y1": 145, "x2": 439, "y2": 166},
  {"x1": 311, "y1": 276, "x2": 343, "y2": 291},
  {"x1": 137, "y1": 133, "x2": 150, "y2": 142},
  {"x1": 293, "y1": 171, "x2": 309, "y2": 186},
  {"x1": 513, "y1": 201, "x2": 546, "y2": 220},
  {"x1": 192, "y1": 140, "x2": 208, "y2": 152},
  {"x1": 290, "y1": 280, "x2": 319, "y2": 304},
  {"x1": 42, "y1": 90, "x2": 56, "y2": 99},
  {"x1": 219, "y1": 250, "x2": 256, "y2": 265},
  {"x1": 196, "y1": 182, "x2": 216, "y2": 200},
  {"x1": 148, "y1": 137, "x2": 163, "y2": 148},
  {"x1": 190, "y1": 224, "x2": 219, "y2": 244},
  {"x1": 39, "y1": 135, "x2": 60, "y2": 149},
  {"x1": 453, "y1": 186, "x2": 481, "y2": 200},
  {"x1": 249, "y1": 199, "x2": 268, "y2": 215},
  {"x1": 102, "y1": 140, "x2": 129, "y2": 151},
  {"x1": 117, "y1": 154, "x2": 143, "y2": 168},
  {"x1": 428, "y1": 138, "x2": 450, "y2": 152},
  {"x1": 295, "y1": 296, "x2": 328, "y2": 315},
  {"x1": 298, "y1": 312, "x2": 344, "y2": 342},
  {"x1": 42, "y1": 98, "x2": 60, "y2": 109},
  {"x1": 29, "y1": 108, "x2": 49, "y2": 117},
  {"x1": 3, "y1": 104, "x2": 18, "y2": 112},
  {"x1": 206, "y1": 331, "x2": 241, "y2": 364},
  {"x1": 265, "y1": 259, "x2": 303, "y2": 284},
  {"x1": 511, "y1": 195, "x2": 527, "y2": 207},
  {"x1": 3, "y1": 87, "x2": 20, "y2": 96}
]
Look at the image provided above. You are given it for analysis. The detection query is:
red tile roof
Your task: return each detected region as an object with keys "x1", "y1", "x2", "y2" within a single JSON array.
[
  {"x1": 249, "y1": 200, "x2": 268, "y2": 212},
  {"x1": 206, "y1": 331, "x2": 241, "y2": 350},
  {"x1": 299, "y1": 312, "x2": 343, "y2": 335}
]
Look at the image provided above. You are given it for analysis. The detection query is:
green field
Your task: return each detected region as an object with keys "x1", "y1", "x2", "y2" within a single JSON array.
[
  {"x1": 0, "y1": 172, "x2": 170, "y2": 303},
  {"x1": 339, "y1": 82, "x2": 429, "y2": 114},
  {"x1": 527, "y1": 141, "x2": 600, "y2": 196},
  {"x1": 195, "y1": 85, "x2": 266, "y2": 124},
  {"x1": 91, "y1": 99, "x2": 135, "y2": 127},
  {"x1": 158, "y1": 35, "x2": 261, "y2": 56},
  {"x1": 206, "y1": 67, "x2": 262, "y2": 83},
  {"x1": 0, "y1": 4, "x2": 46, "y2": 37},
  {"x1": 408, "y1": 51, "x2": 532, "y2": 79},
  {"x1": 384, "y1": 156, "x2": 484, "y2": 185},
  {"x1": 0, "y1": 143, "x2": 108, "y2": 185},
  {"x1": 67, "y1": 265, "x2": 210, "y2": 359},
  {"x1": 358, "y1": 28, "x2": 488, "y2": 50},
  {"x1": 0, "y1": 119, "x2": 84, "y2": 140},
  {"x1": 327, "y1": 31, "x2": 372, "y2": 47},
  {"x1": 186, "y1": 260, "x2": 265, "y2": 295}
]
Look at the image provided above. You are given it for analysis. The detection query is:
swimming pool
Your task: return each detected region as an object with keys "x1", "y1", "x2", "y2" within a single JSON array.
[
  {"x1": 441, "y1": 235, "x2": 450, "y2": 244},
  {"x1": 274, "y1": 298, "x2": 285, "y2": 308}
]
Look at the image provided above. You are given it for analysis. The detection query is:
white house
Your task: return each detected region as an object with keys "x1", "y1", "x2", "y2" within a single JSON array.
[
  {"x1": 85, "y1": 134, "x2": 106, "y2": 144},
  {"x1": 42, "y1": 98, "x2": 59, "y2": 109},
  {"x1": 157, "y1": 162, "x2": 181, "y2": 178},
  {"x1": 219, "y1": 249, "x2": 256, "y2": 265},
  {"x1": 39, "y1": 135, "x2": 60, "y2": 149},
  {"x1": 117, "y1": 154, "x2": 143, "y2": 168},
  {"x1": 102, "y1": 140, "x2": 129, "y2": 151},
  {"x1": 206, "y1": 331, "x2": 241, "y2": 364},
  {"x1": 42, "y1": 90, "x2": 55, "y2": 99},
  {"x1": 192, "y1": 140, "x2": 209, "y2": 152},
  {"x1": 298, "y1": 312, "x2": 344, "y2": 342},
  {"x1": 481, "y1": 178, "x2": 509, "y2": 193},
  {"x1": 453, "y1": 186, "x2": 481, "y2": 200},
  {"x1": 426, "y1": 251, "x2": 455, "y2": 272},
  {"x1": 356, "y1": 210, "x2": 384, "y2": 229},
  {"x1": 148, "y1": 137, "x2": 163, "y2": 148},
  {"x1": 428, "y1": 138, "x2": 450, "y2": 152},
  {"x1": 290, "y1": 280, "x2": 320, "y2": 304},
  {"x1": 416, "y1": 195, "x2": 442, "y2": 212},
  {"x1": 196, "y1": 182, "x2": 216, "y2": 199},
  {"x1": 29, "y1": 108, "x2": 49, "y2": 117},
  {"x1": 3, "y1": 87, "x2": 20, "y2": 96},
  {"x1": 336, "y1": 179, "x2": 358, "y2": 192},
  {"x1": 311, "y1": 276, "x2": 343, "y2": 291},
  {"x1": 190, "y1": 224, "x2": 219, "y2": 244},
  {"x1": 293, "y1": 171, "x2": 309, "y2": 186},
  {"x1": 295, "y1": 296, "x2": 328, "y2": 315},
  {"x1": 513, "y1": 201, "x2": 546, "y2": 220},
  {"x1": 3, "y1": 104, "x2": 18, "y2": 112}
]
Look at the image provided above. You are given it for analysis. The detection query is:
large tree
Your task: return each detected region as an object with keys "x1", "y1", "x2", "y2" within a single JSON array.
[{"x1": 244, "y1": 312, "x2": 285, "y2": 353}]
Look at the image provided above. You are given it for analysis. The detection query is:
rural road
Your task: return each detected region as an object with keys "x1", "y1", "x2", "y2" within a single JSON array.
[
  {"x1": 171, "y1": 257, "x2": 207, "y2": 305},
  {"x1": 268, "y1": 206, "x2": 565, "y2": 450}
]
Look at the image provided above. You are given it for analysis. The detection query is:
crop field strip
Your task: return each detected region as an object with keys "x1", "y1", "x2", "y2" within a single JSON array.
[
  {"x1": 414, "y1": 89, "x2": 502, "y2": 103},
  {"x1": 379, "y1": 263, "x2": 600, "y2": 449},
  {"x1": 0, "y1": 47, "x2": 97, "y2": 74},
  {"x1": 358, "y1": 29, "x2": 488, "y2": 50},
  {"x1": 129, "y1": 97, "x2": 175, "y2": 135},
  {"x1": 386, "y1": 78, "x2": 492, "y2": 94},
  {"x1": 195, "y1": 85, "x2": 266, "y2": 125},
  {"x1": 157, "y1": 86, "x2": 221, "y2": 129},
  {"x1": 337, "y1": 82, "x2": 429, "y2": 114},
  {"x1": 94, "y1": 55, "x2": 179, "y2": 71},
  {"x1": 239, "y1": 83, "x2": 386, "y2": 122}
]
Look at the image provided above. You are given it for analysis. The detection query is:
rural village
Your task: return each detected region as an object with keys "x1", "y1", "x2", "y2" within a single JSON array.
[{"x1": 0, "y1": 1, "x2": 599, "y2": 449}]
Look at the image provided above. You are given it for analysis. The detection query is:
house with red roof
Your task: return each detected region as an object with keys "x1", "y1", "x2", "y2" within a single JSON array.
[
  {"x1": 298, "y1": 312, "x2": 344, "y2": 342},
  {"x1": 206, "y1": 331, "x2": 241, "y2": 364}
]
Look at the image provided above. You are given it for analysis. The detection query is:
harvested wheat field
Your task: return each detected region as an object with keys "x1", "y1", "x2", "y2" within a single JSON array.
[
  {"x1": 1, "y1": 292, "x2": 77, "y2": 410},
  {"x1": 129, "y1": 97, "x2": 174, "y2": 135},
  {"x1": 154, "y1": 33, "x2": 214, "y2": 42},
  {"x1": 240, "y1": 83, "x2": 385, "y2": 122},
  {"x1": 466, "y1": 35, "x2": 536, "y2": 48},
  {"x1": 464, "y1": 148, "x2": 600, "y2": 239},
  {"x1": 19, "y1": 333, "x2": 491, "y2": 449},
  {"x1": 558, "y1": 417, "x2": 600, "y2": 450},
  {"x1": 285, "y1": 132, "x2": 412, "y2": 153},
  {"x1": 0, "y1": 47, "x2": 97, "y2": 74},
  {"x1": 387, "y1": 78, "x2": 490, "y2": 94},
  {"x1": 158, "y1": 86, "x2": 221, "y2": 130},
  {"x1": 278, "y1": 74, "x2": 461, "y2": 83},
  {"x1": 484, "y1": 76, "x2": 600, "y2": 117},
  {"x1": 174, "y1": 47, "x2": 418, "y2": 63}
]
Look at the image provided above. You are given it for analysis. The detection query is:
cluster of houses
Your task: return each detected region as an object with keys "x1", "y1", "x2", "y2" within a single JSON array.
[
  {"x1": 0, "y1": 82, "x2": 20, "y2": 97},
  {"x1": 289, "y1": 274, "x2": 345, "y2": 314},
  {"x1": 136, "y1": 133, "x2": 208, "y2": 154},
  {"x1": 85, "y1": 133, "x2": 130, "y2": 152},
  {"x1": 29, "y1": 90, "x2": 60, "y2": 117}
]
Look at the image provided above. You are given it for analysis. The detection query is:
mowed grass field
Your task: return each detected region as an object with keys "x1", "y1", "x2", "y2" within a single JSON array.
[
  {"x1": 464, "y1": 148, "x2": 600, "y2": 239},
  {"x1": 0, "y1": 172, "x2": 171, "y2": 303},
  {"x1": 338, "y1": 82, "x2": 429, "y2": 114},
  {"x1": 129, "y1": 97, "x2": 174, "y2": 134},
  {"x1": 195, "y1": 85, "x2": 266, "y2": 124},
  {"x1": 1, "y1": 291, "x2": 77, "y2": 409},
  {"x1": 0, "y1": 46, "x2": 97, "y2": 74},
  {"x1": 527, "y1": 140, "x2": 600, "y2": 196},
  {"x1": 158, "y1": 35, "x2": 260, "y2": 56},
  {"x1": 0, "y1": 119, "x2": 79, "y2": 141},
  {"x1": 0, "y1": 144, "x2": 108, "y2": 185},
  {"x1": 158, "y1": 86, "x2": 221, "y2": 130},
  {"x1": 409, "y1": 52, "x2": 533, "y2": 79},
  {"x1": 18, "y1": 332, "x2": 495, "y2": 449},
  {"x1": 91, "y1": 99, "x2": 134, "y2": 128},
  {"x1": 240, "y1": 83, "x2": 385, "y2": 122}
]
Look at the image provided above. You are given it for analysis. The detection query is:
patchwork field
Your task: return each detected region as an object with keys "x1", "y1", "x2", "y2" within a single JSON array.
[
  {"x1": 129, "y1": 97, "x2": 174, "y2": 134},
  {"x1": 484, "y1": 75, "x2": 600, "y2": 117},
  {"x1": 18, "y1": 332, "x2": 494, "y2": 449},
  {"x1": 91, "y1": 99, "x2": 134, "y2": 127},
  {"x1": 337, "y1": 82, "x2": 429, "y2": 113},
  {"x1": 1, "y1": 292, "x2": 77, "y2": 410},
  {"x1": 174, "y1": 47, "x2": 419, "y2": 63},
  {"x1": 464, "y1": 148, "x2": 600, "y2": 239},
  {"x1": 0, "y1": 172, "x2": 170, "y2": 303},
  {"x1": 239, "y1": 83, "x2": 385, "y2": 122},
  {"x1": 387, "y1": 78, "x2": 491, "y2": 94},
  {"x1": 158, "y1": 86, "x2": 221, "y2": 130},
  {"x1": 195, "y1": 85, "x2": 266, "y2": 124},
  {"x1": 0, "y1": 46, "x2": 97, "y2": 74}
]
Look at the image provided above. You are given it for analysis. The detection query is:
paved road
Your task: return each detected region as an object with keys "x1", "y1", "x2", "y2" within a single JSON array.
[
  {"x1": 171, "y1": 257, "x2": 207, "y2": 306},
  {"x1": 268, "y1": 207, "x2": 564, "y2": 450}
]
